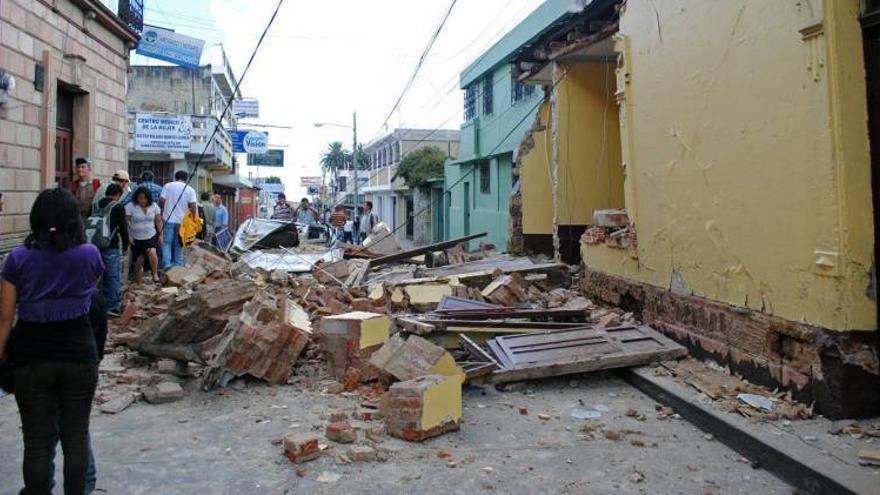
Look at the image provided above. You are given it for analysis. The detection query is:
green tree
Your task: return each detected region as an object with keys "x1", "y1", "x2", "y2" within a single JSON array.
[
  {"x1": 392, "y1": 145, "x2": 448, "y2": 189},
  {"x1": 321, "y1": 141, "x2": 349, "y2": 201}
]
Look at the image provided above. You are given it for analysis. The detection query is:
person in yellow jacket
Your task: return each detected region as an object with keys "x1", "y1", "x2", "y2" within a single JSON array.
[{"x1": 179, "y1": 210, "x2": 203, "y2": 247}]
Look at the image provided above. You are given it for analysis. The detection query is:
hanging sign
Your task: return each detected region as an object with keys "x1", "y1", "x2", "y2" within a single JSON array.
[
  {"x1": 136, "y1": 26, "x2": 205, "y2": 70},
  {"x1": 134, "y1": 113, "x2": 192, "y2": 153},
  {"x1": 248, "y1": 149, "x2": 284, "y2": 167},
  {"x1": 232, "y1": 130, "x2": 268, "y2": 154},
  {"x1": 232, "y1": 98, "x2": 260, "y2": 118}
]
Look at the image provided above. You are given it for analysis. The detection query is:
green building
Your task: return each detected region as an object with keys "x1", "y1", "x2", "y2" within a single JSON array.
[{"x1": 444, "y1": 0, "x2": 582, "y2": 249}]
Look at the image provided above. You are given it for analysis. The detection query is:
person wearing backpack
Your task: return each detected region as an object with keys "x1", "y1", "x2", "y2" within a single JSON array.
[
  {"x1": 93, "y1": 184, "x2": 128, "y2": 316},
  {"x1": 358, "y1": 201, "x2": 378, "y2": 244}
]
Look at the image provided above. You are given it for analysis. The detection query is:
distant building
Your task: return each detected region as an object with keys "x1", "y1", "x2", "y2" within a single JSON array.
[
  {"x1": 363, "y1": 128, "x2": 459, "y2": 244},
  {"x1": 0, "y1": 0, "x2": 140, "y2": 250},
  {"x1": 126, "y1": 47, "x2": 256, "y2": 231},
  {"x1": 444, "y1": 1, "x2": 579, "y2": 250}
]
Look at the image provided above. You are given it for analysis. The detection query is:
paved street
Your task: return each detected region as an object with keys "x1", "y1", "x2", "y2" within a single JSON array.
[{"x1": 0, "y1": 373, "x2": 790, "y2": 494}]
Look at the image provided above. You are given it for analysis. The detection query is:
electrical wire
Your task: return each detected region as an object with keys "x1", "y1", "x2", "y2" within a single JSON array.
[
  {"x1": 378, "y1": 0, "x2": 458, "y2": 132},
  {"x1": 161, "y1": 0, "x2": 285, "y2": 232}
]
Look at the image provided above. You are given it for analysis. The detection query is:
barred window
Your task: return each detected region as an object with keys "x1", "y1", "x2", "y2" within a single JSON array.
[
  {"x1": 512, "y1": 76, "x2": 535, "y2": 104},
  {"x1": 464, "y1": 84, "x2": 477, "y2": 122},
  {"x1": 482, "y1": 75, "x2": 493, "y2": 115},
  {"x1": 480, "y1": 161, "x2": 491, "y2": 194}
]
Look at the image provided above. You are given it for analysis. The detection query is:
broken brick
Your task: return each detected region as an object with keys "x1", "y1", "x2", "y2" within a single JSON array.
[
  {"x1": 318, "y1": 311, "x2": 390, "y2": 381},
  {"x1": 325, "y1": 421, "x2": 357, "y2": 444},
  {"x1": 283, "y1": 433, "x2": 321, "y2": 463},
  {"x1": 143, "y1": 382, "x2": 184, "y2": 404},
  {"x1": 369, "y1": 334, "x2": 465, "y2": 384},
  {"x1": 347, "y1": 445, "x2": 377, "y2": 463},
  {"x1": 381, "y1": 374, "x2": 461, "y2": 442}
]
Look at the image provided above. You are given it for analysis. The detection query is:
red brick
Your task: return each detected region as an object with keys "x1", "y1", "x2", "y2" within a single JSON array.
[
  {"x1": 283, "y1": 434, "x2": 320, "y2": 463},
  {"x1": 325, "y1": 421, "x2": 357, "y2": 444}
]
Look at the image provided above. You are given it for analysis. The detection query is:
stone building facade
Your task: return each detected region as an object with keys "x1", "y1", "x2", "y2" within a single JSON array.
[{"x1": 0, "y1": 0, "x2": 139, "y2": 249}]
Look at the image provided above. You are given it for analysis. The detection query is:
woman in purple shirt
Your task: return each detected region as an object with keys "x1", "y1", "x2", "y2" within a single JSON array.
[{"x1": 0, "y1": 188, "x2": 105, "y2": 495}]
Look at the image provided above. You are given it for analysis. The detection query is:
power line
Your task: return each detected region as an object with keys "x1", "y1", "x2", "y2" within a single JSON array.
[
  {"x1": 379, "y1": 0, "x2": 458, "y2": 132},
  {"x1": 162, "y1": 0, "x2": 285, "y2": 230}
]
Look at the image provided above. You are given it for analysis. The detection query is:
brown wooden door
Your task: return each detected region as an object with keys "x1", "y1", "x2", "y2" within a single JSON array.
[{"x1": 55, "y1": 129, "x2": 73, "y2": 189}]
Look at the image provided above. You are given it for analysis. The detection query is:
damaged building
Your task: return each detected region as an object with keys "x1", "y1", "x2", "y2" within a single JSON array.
[{"x1": 510, "y1": 0, "x2": 880, "y2": 417}]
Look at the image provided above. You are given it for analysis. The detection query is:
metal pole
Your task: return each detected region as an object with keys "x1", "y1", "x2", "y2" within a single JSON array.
[{"x1": 352, "y1": 111, "x2": 358, "y2": 207}]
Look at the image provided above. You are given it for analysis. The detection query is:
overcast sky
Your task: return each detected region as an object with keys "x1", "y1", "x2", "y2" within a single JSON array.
[{"x1": 134, "y1": 0, "x2": 544, "y2": 198}]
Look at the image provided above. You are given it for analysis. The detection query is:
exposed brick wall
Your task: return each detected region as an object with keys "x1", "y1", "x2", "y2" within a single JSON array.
[
  {"x1": 580, "y1": 266, "x2": 880, "y2": 418},
  {"x1": 0, "y1": 0, "x2": 131, "y2": 243}
]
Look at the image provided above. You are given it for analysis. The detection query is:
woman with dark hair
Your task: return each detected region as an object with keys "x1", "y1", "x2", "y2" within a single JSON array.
[
  {"x1": 0, "y1": 188, "x2": 104, "y2": 494},
  {"x1": 125, "y1": 186, "x2": 162, "y2": 285}
]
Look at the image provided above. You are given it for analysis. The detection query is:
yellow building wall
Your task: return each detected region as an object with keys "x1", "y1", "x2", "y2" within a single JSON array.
[
  {"x1": 520, "y1": 63, "x2": 625, "y2": 235},
  {"x1": 585, "y1": 0, "x2": 875, "y2": 331},
  {"x1": 520, "y1": 103, "x2": 553, "y2": 235}
]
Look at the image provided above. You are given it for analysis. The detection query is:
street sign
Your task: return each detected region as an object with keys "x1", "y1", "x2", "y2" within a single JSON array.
[
  {"x1": 232, "y1": 98, "x2": 259, "y2": 118},
  {"x1": 300, "y1": 176, "x2": 322, "y2": 188},
  {"x1": 248, "y1": 149, "x2": 284, "y2": 167},
  {"x1": 134, "y1": 113, "x2": 192, "y2": 153},
  {"x1": 232, "y1": 130, "x2": 268, "y2": 154},
  {"x1": 136, "y1": 26, "x2": 204, "y2": 70}
]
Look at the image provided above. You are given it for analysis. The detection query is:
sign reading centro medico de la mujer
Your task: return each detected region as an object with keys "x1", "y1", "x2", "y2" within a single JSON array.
[
  {"x1": 136, "y1": 25, "x2": 205, "y2": 70},
  {"x1": 134, "y1": 113, "x2": 192, "y2": 153}
]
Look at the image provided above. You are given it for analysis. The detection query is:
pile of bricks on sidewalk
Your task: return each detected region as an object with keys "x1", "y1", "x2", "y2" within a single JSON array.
[{"x1": 102, "y1": 235, "x2": 634, "y2": 453}]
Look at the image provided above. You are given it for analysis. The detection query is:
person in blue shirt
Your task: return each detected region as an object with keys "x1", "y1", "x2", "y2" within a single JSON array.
[
  {"x1": 137, "y1": 171, "x2": 163, "y2": 205},
  {"x1": 212, "y1": 194, "x2": 232, "y2": 250}
]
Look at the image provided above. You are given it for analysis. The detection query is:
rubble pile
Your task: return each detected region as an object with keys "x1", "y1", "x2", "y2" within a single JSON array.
[
  {"x1": 658, "y1": 359, "x2": 813, "y2": 420},
  {"x1": 101, "y1": 229, "x2": 695, "y2": 464}
]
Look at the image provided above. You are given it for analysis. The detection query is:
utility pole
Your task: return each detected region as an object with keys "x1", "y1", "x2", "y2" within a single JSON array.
[{"x1": 352, "y1": 111, "x2": 358, "y2": 209}]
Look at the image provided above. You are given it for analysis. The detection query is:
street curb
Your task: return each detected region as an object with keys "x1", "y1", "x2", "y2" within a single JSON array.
[{"x1": 620, "y1": 367, "x2": 869, "y2": 495}]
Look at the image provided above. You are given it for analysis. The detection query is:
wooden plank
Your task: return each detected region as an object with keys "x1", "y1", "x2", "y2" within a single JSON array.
[
  {"x1": 489, "y1": 325, "x2": 687, "y2": 384},
  {"x1": 421, "y1": 319, "x2": 588, "y2": 330},
  {"x1": 459, "y1": 334, "x2": 500, "y2": 367},
  {"x1": 434, "y1": 308, "x2": 588, "y2": 320},
  {"x1": 367, "y1": 233, "x2": 488, "y2": 268},
  {"x1": 437, "y1": 295, "x2": 501, "y2": 311}
]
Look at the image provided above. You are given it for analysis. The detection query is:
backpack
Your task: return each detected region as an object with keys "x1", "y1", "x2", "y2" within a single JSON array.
[{"x1": 85, "y1": 200, "x2": 119, "y2": 249}]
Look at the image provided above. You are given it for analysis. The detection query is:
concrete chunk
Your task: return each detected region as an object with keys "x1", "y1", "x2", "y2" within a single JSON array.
[
  {"x1": 381, "y1": 374, "x2": 461, "y2": 442},
  {"x1": 143, "y1": 382, "x2": 184, "y2": 404},
  {"x1": 369, "y1": 334, "x2": 465, "y2": 384}
]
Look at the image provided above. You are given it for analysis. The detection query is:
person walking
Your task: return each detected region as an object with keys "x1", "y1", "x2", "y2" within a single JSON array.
[
  {"x1": 199, "y1": 192, "x2": 216, "y2": 244},
  {"x1": 70, "y1": 157, "x2": 100, "y2": 219},
  {"x1": 159, "y1": 171, "x2": 197, "y2": 269},
  {"x1": 358, "y1": 201, "x2": 378, "y2": 244},
  {"x1": 92, "y1": 170, "x2": 131, "y2": 212},
  {"x1": 94, "y1": 184, "x2": 129, "y2": 315},
  {"x1": 136, "y1": 170, "x2": 163, "y2": 204},
  {"x1": 125, "y1": 186, "x2": 162, "y2": 285},
  {"x1": 270, "y1": 193, "x2": 293, "y2": 222},
  {"x1": 343, "y1": 213, "x2": 354, "y2": 244},
  {"x1": 212, "y1": 194, "x2": 232, "y2": 251},
  {"x1": 0, "y1": 188, "x2": 105, "y2": 494}
]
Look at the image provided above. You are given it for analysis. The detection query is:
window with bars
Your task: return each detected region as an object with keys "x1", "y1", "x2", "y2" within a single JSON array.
[
  {"x1": 479, "y1": 161, "x2": 491, "y2": 194},
  {"x1": 512, "y1": 76, "x2": 536, "y2": 104},
  {"x1": 464, "y1": 84, "x2": 477, "y2": 122},
  {"x1": 482, "y1": 75, "x2": 493, "y2": 115},
  {"x1": 129, "y1": 161, "x2": 174, "y2": 186}
]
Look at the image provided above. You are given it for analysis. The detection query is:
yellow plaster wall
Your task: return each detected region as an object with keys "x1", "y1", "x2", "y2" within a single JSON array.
[
  {"x1": 586, "y1": 0, "x2": 875, "y2": 331},
  {"x1": 520, "y1": 63, "x2": 625, "y2": 235},
  {"x1": 521, "y1": 104, "x2": 553, "y2": 235}
]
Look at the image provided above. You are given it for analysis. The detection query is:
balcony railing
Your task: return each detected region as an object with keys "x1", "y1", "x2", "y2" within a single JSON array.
[{"x1": 118, "y1": 0, "x2": 144, "y2": 34}]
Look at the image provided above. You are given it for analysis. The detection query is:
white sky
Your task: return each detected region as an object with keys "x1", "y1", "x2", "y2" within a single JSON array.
[{"x1": 136, "y1": 0, "x2": 544, "y2": 198}]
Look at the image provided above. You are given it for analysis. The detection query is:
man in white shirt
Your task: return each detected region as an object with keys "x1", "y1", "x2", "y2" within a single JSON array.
[{"x1": 159, "y1": 170, "x2": 197, "y2": 268}]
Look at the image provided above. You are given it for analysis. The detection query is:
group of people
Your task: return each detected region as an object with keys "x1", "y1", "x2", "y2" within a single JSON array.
[
  {"x1": 270, "y1": 193, "x2": 379, "y2": 245},
  {"x1": 0, "y1": 158, "x2": 240, "y2": 492}
]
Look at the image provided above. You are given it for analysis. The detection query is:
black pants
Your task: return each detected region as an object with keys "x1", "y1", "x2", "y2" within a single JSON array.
[{"x1": 14, "y1": 361, "x2": 98, "y2": 495}]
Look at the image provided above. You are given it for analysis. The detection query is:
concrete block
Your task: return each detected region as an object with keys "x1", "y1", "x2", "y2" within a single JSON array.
[
  {"x1": 347, "y1": 445, "x2": 377, "y2": 462},
  {"x1": 319, "y1": 311, "x2": 390, "y2": 380},
  {"x1": 592, "y1": 209, "x2": 629, "y2": 228},
  {"x1": 381, "y1": 374, "x2": 461, "y2": 442},
  {"x1": 143, "y1": 382, "x2": 184, "y2": 404},
  {"x1": 369, "y1": 334, "x2": 465, "y2": 384}
]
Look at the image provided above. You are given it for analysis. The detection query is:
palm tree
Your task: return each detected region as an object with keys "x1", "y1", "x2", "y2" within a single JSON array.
[
  {"x1": 354, "y1": 143, "x2": 370, "y2": 170},
  {"x1": 320, "y1": 141, "x2": 348, "y2": 203}
]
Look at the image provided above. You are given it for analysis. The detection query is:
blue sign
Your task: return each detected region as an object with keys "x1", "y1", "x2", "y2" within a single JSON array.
[
  {"x1": 136, "y1": 25, "x2": 205, "y2": 70},
  {"x1": 307, "y1": 186, "x2": 320, "y2": 195},
  {"x1": 232, "y1": 130, "x2": 268, "y2": 154}
]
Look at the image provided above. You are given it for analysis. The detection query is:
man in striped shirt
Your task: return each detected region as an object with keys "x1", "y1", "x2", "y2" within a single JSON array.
[{"x1": 271, "y1": 193, "x2": 294, "y2": 222}]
